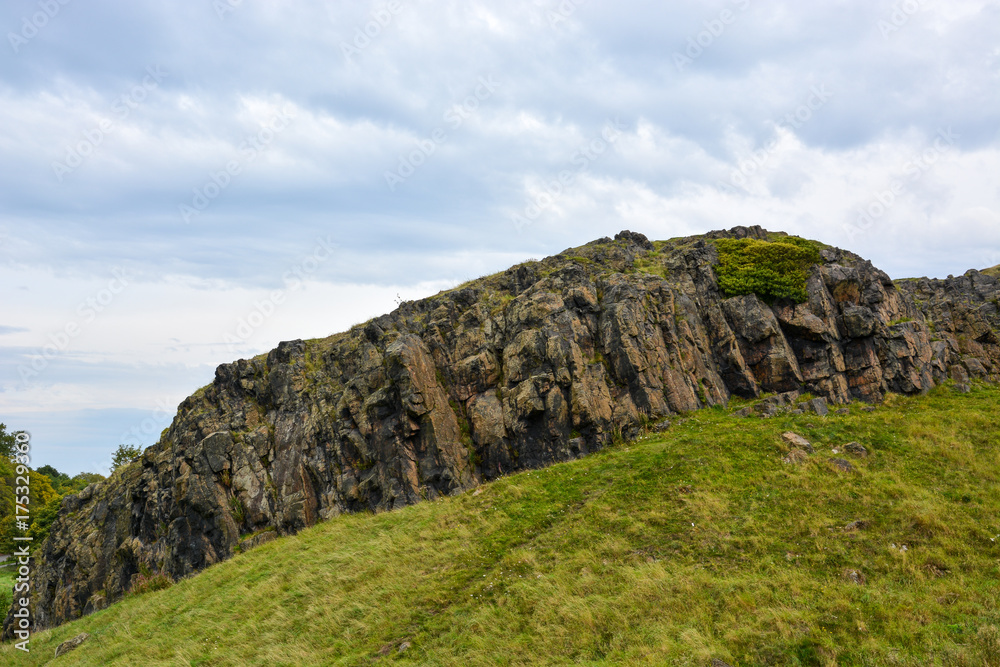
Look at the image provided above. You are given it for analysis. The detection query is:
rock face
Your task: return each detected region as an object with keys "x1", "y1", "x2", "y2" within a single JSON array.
[
  {"x1": 7, "y1": 227, "x2": 1000, "y2": 635},
  {"x1": 895, "y1": 271, "x2": 1000, "y2": 385}
]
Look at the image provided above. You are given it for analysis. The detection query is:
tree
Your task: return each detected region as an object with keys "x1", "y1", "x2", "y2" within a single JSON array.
[
  {"x1": 110, "y1": 444, "x2": 143, "y2": 473},
  {"x1": 0, "y1": 422, "x2": 21, "y2": 461},
  {"x1": 36, "y1": 465, "x2": 67, "y2": 484}
]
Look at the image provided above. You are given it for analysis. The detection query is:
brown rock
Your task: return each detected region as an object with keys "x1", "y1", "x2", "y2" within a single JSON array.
[
  {"x1": 781, "y1": 432, "x2": 814, "y2": 453},
  {"x1": 830, "y1": 458, "x2": 855, "y2": 472},
  {"x1": 55, "y1": 632, "x2": 90, "y2": 657},
  {"x1": 844, "y1": 442, "x2": 869, "y2": 458}
]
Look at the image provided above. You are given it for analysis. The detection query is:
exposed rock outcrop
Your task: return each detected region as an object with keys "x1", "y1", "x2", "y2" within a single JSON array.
[{"x1": 6, "y1": 227, "x2": 1000, "y2": 636}]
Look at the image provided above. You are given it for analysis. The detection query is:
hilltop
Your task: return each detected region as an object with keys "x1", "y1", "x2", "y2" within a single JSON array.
[{"x1": 6, "y1": 227, "x2": 1000, "y2": 638}]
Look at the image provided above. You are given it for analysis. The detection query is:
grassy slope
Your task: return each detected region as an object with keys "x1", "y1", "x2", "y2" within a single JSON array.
[
  {"x1": 4, "y1": 387, "x2": 1000, "y2": 666},
  {"x1": 983, "y1": 265, "x2": 1000, "y2": 278},
  {"x1": 0, "y1": 565, "x2": 12, "y2": 627}
]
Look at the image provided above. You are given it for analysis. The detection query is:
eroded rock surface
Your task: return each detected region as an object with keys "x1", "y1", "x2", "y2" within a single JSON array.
[{"x1": 7, "y1": 226, "x2": 1000, "y2": 635}]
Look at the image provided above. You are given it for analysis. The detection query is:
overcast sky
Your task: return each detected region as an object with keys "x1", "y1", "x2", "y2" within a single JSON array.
[{"x1": 2, "y1": 0, "x2": 998, "y2": 475}]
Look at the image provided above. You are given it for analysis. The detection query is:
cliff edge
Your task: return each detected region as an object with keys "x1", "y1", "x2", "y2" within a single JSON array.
[{"x1": 6, "y1": 227, "x2": 999, "y2": 635}]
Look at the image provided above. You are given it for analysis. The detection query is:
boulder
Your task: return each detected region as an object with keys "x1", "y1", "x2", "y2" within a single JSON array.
[
  {"x1": 781, "y1": 432, "x2": 814, "y2": 454},
  {"x1": 55, "y1": 632, "x2": 90, "y2": 657}
]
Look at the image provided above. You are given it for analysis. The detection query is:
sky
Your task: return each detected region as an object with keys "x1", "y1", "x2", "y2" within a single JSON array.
[{"x1": 1, "y1": 0, "x2": 999, "y2": 475}]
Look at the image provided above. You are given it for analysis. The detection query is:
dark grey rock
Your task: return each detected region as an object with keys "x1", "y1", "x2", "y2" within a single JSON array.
[{"x1": 809, "y1": 397, "x2": 830, "y2": 416}]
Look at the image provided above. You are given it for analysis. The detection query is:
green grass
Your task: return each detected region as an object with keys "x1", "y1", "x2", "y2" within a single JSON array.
[
  {"x1": 0, "y1": 563, "x2": 13, "y2": 623},
  {"x1": 983, "y1": 265, "x2": 1000, "y2": 278},
  {"x1": 4, "y1": 386, "x2": 1000, "y2": 665}
]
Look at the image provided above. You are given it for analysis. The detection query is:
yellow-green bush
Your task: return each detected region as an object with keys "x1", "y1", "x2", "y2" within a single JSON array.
[{"x1": 713, "y1": 236, "x2": 821, "y2": 303}]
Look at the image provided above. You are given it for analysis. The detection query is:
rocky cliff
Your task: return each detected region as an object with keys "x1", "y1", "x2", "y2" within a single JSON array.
[{"x1": 6, "y1": 227, "x2": 1000, "y2": 636}]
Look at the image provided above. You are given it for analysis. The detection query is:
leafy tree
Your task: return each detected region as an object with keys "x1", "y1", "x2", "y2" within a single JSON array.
[
  {"x1": 0, "y1": 470, "x2": 57, "y2": 554},
  {"x1": 0, "y1": 426, "x2": 105, "y2": 554},
  {"x1": 27, "y1": 495, "x2": 63, "y2": 546},
  {"x1": 33, "y1": 465, "x2": 102, "y2": 495},
  {"x1": 111, "y1": 444, "x2": 143, "y2": 473},
  {"x1": 0, "y1": 425, "x2": 17, "y2": 526},
  {"x1": 36, "y1": 465, "x2": 68, "y2": 485},
  {"x1": 0, "y1": 422, "x2": 19, "y2": 461}
]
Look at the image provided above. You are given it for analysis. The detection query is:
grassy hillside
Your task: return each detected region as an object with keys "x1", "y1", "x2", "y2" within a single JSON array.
[
  {"x1": 984, "y1": 265, "x2": 1000, "y2": 278},
  {"x1": 4, "y1": 386, "x2": 1000, "y2": 666}
]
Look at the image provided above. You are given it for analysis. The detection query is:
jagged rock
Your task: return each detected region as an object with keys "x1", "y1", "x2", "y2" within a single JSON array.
[
  {"x1": 614, "y1": 229, "x2": 653, "y2": 250},
  {"x1": 55, "y1": 632, "x2": 90, "y2": 657},
  {"x1": 844, "y1": 442, "x2": 869, "y2": 458},
  {"x1": 949, "y1": 364, "x2": 972, "y2": 393},
  {"x1": 10, "y1": 226, "x2": 1000, "y2": 636},
  {"x1": 781, "y1": 432, "x2": 814, "y2": 454},
  {"x1": 239, "y1": 530, "x2": 277, "y2": 552},
  {"x1": 651, "y1": 419, "x2": 671, "y2": 432},
  {"x1": 808, "y1": 397, "x2": 830, "y2": 416},
  {"x1": 783, "y1": 450, "x2": 810, "y2": 465}
]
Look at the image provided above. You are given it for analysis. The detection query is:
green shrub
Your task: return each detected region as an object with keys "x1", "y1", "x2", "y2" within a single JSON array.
[{"x1": 713, "y1": 236, "x2": 821, "y2": 303}]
